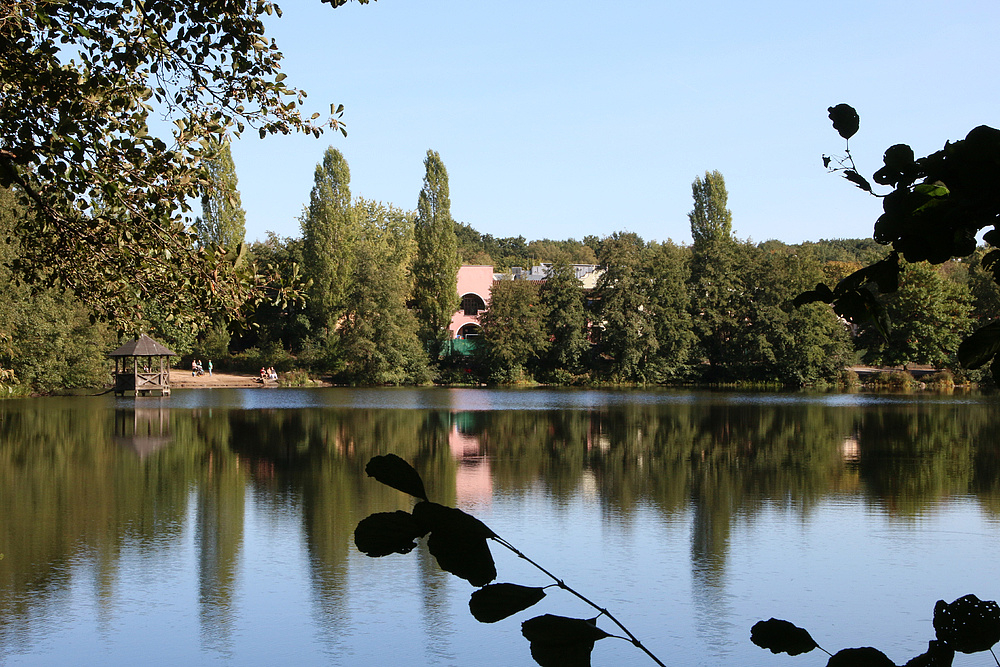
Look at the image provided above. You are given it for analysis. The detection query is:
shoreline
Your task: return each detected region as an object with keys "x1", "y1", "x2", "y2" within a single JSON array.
[{"x1": 168, "y1": 369, "x2": 282, "y2": 389}]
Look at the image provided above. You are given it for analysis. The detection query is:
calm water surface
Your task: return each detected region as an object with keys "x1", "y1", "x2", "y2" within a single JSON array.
[{"x1": 2, "y1": 388, "x2": 1000, "y2": 666}]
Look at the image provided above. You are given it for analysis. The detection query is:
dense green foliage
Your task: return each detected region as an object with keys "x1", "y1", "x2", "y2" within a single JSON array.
[
  {"x1": 413, "y1": 150, "x2": 460, "y2": 348},
  {"x1": 301, "y1": 147, "x2": 356, "y2": 333},
  {"x1": 0, "y1": 1, "x2": 365, "y2": 325},
  {"x1": 477, "y1": 280, "x2": 548, "y2": 384}
]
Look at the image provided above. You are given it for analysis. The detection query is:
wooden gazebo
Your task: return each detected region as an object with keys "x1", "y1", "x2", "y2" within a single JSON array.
[{"x1": 109, "y1": 334, "x2": 177, "y2": 397}]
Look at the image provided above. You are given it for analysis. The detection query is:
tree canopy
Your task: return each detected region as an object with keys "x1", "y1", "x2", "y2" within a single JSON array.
[{"x1": 0, "y1": 0, "x2": 369, "y2": 325}]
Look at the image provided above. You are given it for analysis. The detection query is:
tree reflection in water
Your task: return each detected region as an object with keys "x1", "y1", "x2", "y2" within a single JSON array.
[{"x1": 0, "y1": 391, "x2": 999, "y2": 664}]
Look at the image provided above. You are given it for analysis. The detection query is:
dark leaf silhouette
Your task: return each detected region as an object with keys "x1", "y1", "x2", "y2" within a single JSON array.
[
  {"x1": 750, "y1": 618, "x2": 818, "y2": 656},
  {"x1": 354, "y1": 511, "x2": 427, "y2": 557},
  {"x1": 470, "y1": 583, "x2": 547, "y2": 623},
  {"x1": 414, "y1": 500, "x2": 498, "y2": 586},
  {"x1": 426, "y1": 530, "x2": 497, "y2": 587},
  {"x1": 903, "y1": 639, "x2": 954, "y2": 667},
  {"x1": 521, "y1": 614, "x2": 611, "y2": 667},
  {"x1": 844, "y1": 169, "x2": 873, "y2": 192},
  {"x1": 958, "y1": 321, "x2": 1000, "y2": 370},
  {"x1": 826, "y1": 647, "x2": 895, "y2": 667},
  {"x1": 828, "y1": 103, "x2": 860, "y2": 140},
  {"x1": 933, "y1": 594, "x2": 1000, "y2": 653},
  {"x1": 412, "y1": 501, "x2": 497, "y2": 539},
  {"x1": 793, "y1": 283, "x2": 835, "y2": 308},
  {"x1": 365, "y1": 454, "x2": 428, "y2": 500}
]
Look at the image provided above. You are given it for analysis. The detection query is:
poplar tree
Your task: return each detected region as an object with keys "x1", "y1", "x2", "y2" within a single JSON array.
[
  {"x1": 688, "y1": 170, "x2": 741, "y2": 373},
  {"x1": 301, "y1": 147, "x2": 357, "y2": 332},
  {"x1": 413, "y1": 150, "x2": 460, "y2": 349},
  {"x1": 195, "y1": 138, "x2": 246, "y2": 250}
]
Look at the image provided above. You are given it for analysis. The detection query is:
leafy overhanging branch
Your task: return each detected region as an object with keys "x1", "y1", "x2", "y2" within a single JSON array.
[
  {"x1": 802, "y1": 104, "x2": 1000, "y2": 379},
  {"x1": 752, "y1": 594, "x2": 1000, "y2": 666},
  {"x1": 353, "y1": 454, "x2": 667, "y2": 667},
  {"x1": 0, "y1": 1, "x2": 369, "y2": 326}
]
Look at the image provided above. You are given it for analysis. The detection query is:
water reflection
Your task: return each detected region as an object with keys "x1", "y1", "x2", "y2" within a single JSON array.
[{"x1": 1, "y1": 391, "x2": 999, "y2": 664}]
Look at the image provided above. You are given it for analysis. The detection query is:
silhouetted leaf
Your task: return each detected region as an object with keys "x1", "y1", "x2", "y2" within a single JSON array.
[
  {"x1": 412, "y1": 501, "x2": 497, "y2": 539},
  {"x1": 829, "y1": 103, "x2": 860, "y2": 140},
  {"x1": 354, "y1": 511, "x2": 427, "y2": 557},
  {"x1": 903, "y1": 639, "x2": 955, "y2": 667},
  {"x1": 868, "y1": 253, "x2": 901, "y2": 293},
  {"x1": 750, "y1": 618, "x2": 818, "y2": 656},
  {"x1": 933, "y1": 594, "x2": 1000, "y2": 653},
  {"x1": 411, "y1": 502, "x2": 498, "y2": 586},
  {"x1": 827, "y1": 647, "x2": 895, "y2": 667},
  {"x1": 844, "y1": 169, "x2": 873, "y2": 192},
  {"x1": 470, "y1": 583, "x2": 547, "y2": 623},
  {"x1": 365, "y1": 454, "x2": 427, "y2": 500},
  {"x1": 521, "y1": 615, "x2": 611, "y2": 667},
  {"x1": 958, "y1": 321, "x2": 1000, "y2": 370},
  {"x1": 982, "y1": 228, "x2": 1000, "y2": 248},
  {"x1": 426, "y1": 530, "x2": 496, "y2": 587},
  {"x1": 793, "y1": 283, "x2": 835, "y2": 308},
  {"x1": 832, "y1": 288, "x2": 890, "y2": 340}
]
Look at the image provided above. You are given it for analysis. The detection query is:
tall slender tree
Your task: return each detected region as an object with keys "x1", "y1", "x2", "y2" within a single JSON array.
[
  {"x1": 195, "y1": 138, "x2": 246, "y2": 251},
  {"x1": 301, "y1": 147, "x2": 357, "y2": 332},
  {"x1": 687, "y1": 170, "x2": 741, "y2": 374},
  {"x1": 413, "y1": 150, "x2": 459, "y2": 349}
]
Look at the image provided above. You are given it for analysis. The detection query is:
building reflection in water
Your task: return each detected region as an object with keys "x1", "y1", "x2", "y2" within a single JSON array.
[{"x1": 449, "y1": 412, "x2": 492, "y2": 507}]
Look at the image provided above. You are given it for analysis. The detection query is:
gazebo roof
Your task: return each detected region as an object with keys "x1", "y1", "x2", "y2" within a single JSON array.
[{"x1": 108, "y1": 334, "x2": 177, "y2": 357}]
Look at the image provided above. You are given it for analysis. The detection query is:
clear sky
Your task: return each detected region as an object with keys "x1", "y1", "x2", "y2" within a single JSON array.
[{"x1": 226, "y1": 0, "x2": 999, "y2": 248}]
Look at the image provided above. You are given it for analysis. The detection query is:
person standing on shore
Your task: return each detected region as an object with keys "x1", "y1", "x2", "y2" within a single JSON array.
[{"x1": 208, "y1": 359, "x2": 213, "y2": 377}]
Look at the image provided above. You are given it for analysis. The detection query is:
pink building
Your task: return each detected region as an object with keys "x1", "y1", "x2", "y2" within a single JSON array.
[{"x1": 448, "y1": 265, "x2": 495, "y2": 339}]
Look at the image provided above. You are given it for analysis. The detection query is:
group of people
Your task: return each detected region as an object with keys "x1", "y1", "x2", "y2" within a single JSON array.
[
  {"x1": 191, "y1": 359, "x2": 213, "y2": 377},
  {"x1": 259, "y1": 367, "x2": 278, "y2": 382}
]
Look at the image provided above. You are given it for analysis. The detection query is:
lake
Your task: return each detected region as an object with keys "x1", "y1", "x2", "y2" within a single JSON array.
[{"x1": 2, "y1": 387, "x2": 1000, "y2": 666}]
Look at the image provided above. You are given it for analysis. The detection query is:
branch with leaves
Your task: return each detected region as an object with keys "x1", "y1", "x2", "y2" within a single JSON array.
[
  {"x1": 752, "y1": 594, "x2": 1000, "y2": 666},
  {"x1": 797, "y1": 104, "x2": 1000, "y2": 380},
  {"x1": 354, "y1": 454, "x2": 666, "y2": 667},
  {"x1": 0, "y1": 1, "x2": 368, "y2": 324}
]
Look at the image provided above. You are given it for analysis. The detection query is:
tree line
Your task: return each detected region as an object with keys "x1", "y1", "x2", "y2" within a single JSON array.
[{"x1": 0, "y1": 143, "x2": 992, "y2": 392}]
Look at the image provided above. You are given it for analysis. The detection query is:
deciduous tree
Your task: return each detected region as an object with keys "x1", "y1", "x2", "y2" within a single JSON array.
[
  {"x1": 337, "y1": 200, "x2": 429, "y2": 385},
  {"x1": 538, "y1": 261, "x2": 590, "y2": 380},
  {"x1": 687, "y1": 171, "x2": 741, "y2": 372},
  {"x1": 593, "y1": 232, "x2": 658, "y2": 383},
  {"x1": 0, "y1": 1, "x2": 367, "y2": 325},
  {"x1": 413, "y1": 150, "x2": 460, "y2": 349},
  {"x1": 478, "y1": 280, "x2": 548, "y2": 384}
]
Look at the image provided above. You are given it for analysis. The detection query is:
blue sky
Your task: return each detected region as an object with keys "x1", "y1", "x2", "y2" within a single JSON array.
[{"x1": 227, "y1": 0, "x2": 999, "y2": 248}]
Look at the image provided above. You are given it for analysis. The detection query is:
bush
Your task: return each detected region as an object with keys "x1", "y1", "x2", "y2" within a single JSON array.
[
  {"x1": 229, "y1": 341, "x2": 295, "y2": 374},
  {"x1": 922, "y1": 370, "x2": 955, "y2": 389},
  {"x1": 864, "y1": 370, "x2": 917, "y2": 390},
  {"x1": 278, "y1": 369, "x2": 315, "y2": 387},
  {"x1": 837, "y1": 368, "x2": 861, "y2": 387}
]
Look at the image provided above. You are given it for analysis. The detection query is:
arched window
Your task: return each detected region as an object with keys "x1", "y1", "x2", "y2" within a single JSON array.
[
  {"x1": 461, "y1": 293, "x2": 486, "y2": 316},
  {"x1": 457, "y1": 323, "x2": 482, "y2": 338}
]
